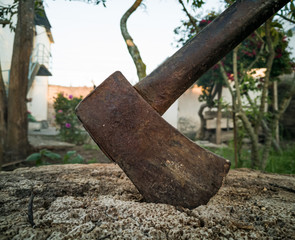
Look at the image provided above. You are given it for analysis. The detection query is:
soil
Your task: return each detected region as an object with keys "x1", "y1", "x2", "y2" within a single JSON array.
[{"x1": 0, "y1": 164, "x2": 294, "y2": 239}]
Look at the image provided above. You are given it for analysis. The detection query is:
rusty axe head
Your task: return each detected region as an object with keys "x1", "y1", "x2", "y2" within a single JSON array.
[{"x1": 76, "y1": 71, "x2": 230, "y2": 209}]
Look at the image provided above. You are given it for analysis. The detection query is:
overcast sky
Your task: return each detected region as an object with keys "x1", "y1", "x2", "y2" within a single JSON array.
[{"x1": 44, "y1": 0, "x2": 225, "y2": 87}]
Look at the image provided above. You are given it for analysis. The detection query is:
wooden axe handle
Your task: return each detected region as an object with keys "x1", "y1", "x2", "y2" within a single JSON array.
[{"x1": 134, "y1": 0, "x2": 289, "y2": 115}]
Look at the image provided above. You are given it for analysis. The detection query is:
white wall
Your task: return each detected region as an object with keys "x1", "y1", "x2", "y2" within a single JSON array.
[
  {"x1": 177, "y1": 87, "x2": 202, "y2": 138},
  {"x1": 27, "y1": 76, "x2": 49, "y2": 121},
  {"x1": 0, "y1": 0, "x2": 16, "y2": 80},
  {"x1": 28, "y1": 25, "x2": 52, "y2": 121},
  {"x1": 34, "y1": 25, "x2": 52, "y2": 69},
  {"x1": 0, "y1": 21, "x2": 14, "y2": 86},
  {"x1": 162, "y1": 100, "x2": 178, "y2": 128}
]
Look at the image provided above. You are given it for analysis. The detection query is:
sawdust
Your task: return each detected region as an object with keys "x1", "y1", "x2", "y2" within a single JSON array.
[{"x1": 0, "y1": 164, "x2": 294, "y2": 239}]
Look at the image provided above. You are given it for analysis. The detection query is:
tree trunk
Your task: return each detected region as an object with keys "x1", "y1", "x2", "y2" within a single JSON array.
[
  {"x1": 196, "y1": 103, "x2": 207, "y2": 140},
  {"x1": 218, "y1": 62, "x2": 239, "y2": 167},
  {"x1": 232, "y1": 46, "x2": 260, "y2": 168},
  {"x1": 255, "y1": 19, "x2": 275, "y2": 133},
  {"x1": 273, "y1": 80, "x2": 279, "y2": 144},
  {"x1": 120, "y1": 0, "x2": 146, "y2": 80},
  {"x1": 238, "y1": 111, "x2": 260, "y2": 169},
  {"x1": 232, "y1": 110, "x2": 238, "y2": 168},
  {"x1": 216, "y1": 85, "x2": 222, "y2": 144},
  {"x1": 261, "y1": 81, "x2": 295, "y2": 170},
  {"x1": 0, "y1": 61, "x2": 7, "y2": 169},
  {"x1": 6, "y1": 0, "x2": 34, "y2": 161},
  {"x1": 258, "y1": 19, "x2": 275, "y2": 170}
]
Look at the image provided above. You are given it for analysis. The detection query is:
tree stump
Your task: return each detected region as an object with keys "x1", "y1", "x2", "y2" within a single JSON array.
[{"x1": 0, "y1": 164, "x2": 294, "y2": 239}]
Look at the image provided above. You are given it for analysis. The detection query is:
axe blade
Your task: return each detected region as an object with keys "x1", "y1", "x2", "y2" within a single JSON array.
[{"x1": 76, "y1": 71, "x2": 230, "y2": 209}]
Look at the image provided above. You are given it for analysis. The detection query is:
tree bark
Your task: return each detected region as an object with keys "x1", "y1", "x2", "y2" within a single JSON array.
[
  {"x1": 257, "y1": 19, "x2": 275, "y2": 170},
  {"x1": 261, "y1": 80, "x2": 295, "y2": 170},
  {"x1": 0, "y1": 62, "x2": 7, "y2": 169},
  {"x1": 232, "y1": 110, "x2": 238, "y2": 168},
  {"x1": 255, "y1": 19, "x2": 275, "y2": 133},
  {"x1": 238, "y1": 111, "x2": 260, "y2": 169},
  {"x1": 273, "y1": 80, "x2": 279, "y2": 144},
  {"x1": 120, "y1": 0, "x2": 146, "y2": 80},
  {"x1": 6, "y1": 0, "x2": 34, "y2": 161},
  {"x1": 196, "y1": 103, "x2": 207, "y2": 140},
  {"x1": 219, "y1": 62, "x2": 239, "y2": 167},
  {"x1": 232, "y1": 45, "x2": 261, "y2": 168},
  {"x1": 215, "y1": 85, "x2": 222, "y2": 144},
  {"x1": 246, "y1": 92, "x2": 282, "y2": 154}
]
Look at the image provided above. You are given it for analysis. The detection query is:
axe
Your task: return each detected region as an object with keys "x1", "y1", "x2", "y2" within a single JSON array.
[{"x1": 76, "y1": 0, "x2": 289, "y2": 209}]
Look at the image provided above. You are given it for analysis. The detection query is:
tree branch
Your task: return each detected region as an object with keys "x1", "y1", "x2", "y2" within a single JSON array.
[
  {"x1": 240, "y1": 42, "x2": 265, "y2": 81},
  {"x1": 178, "y1": 0, "x2": 199, "y2": 32},
  {"x1": 120, "y1": 0, "x2": 146, "y2": 80},
  {"x1": 255, "y1": 19, "x2": 275, "y2": 132},
  {"x1": 218, "y1": 62, "x2": 234, "y2": 98},
  {"x1": 277, "y1": 14, "x2": 295, "y2": 24},
  {"x1": 233, "y1": 46, "x2": 242, "y2": 110},
  {"x1": 0, "y1": 19, "x2": 10, "y2": 25}
]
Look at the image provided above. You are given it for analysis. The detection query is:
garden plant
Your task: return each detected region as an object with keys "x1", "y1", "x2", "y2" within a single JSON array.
[{"x1": 53, "y1": 93, "x2": 87, "y2": 145}]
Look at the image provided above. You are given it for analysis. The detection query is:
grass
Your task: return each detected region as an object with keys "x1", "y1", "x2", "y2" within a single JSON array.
[
  {"x1": 203, "y1": 142, "x2": 295, "y2": 175},
  {"x1": 266, "y1": 144, "x2": 295, "y2": 174}
]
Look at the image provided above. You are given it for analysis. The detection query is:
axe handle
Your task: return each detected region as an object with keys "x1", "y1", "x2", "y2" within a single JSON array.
[{"x1": 134, "y1": 0, "x2": 289, "y2": 115}]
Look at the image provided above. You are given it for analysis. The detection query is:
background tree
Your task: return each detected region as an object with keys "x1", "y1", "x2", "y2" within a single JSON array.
[
  {"x1": 174, "y1": 1, "x2": 295, "y2": 170},
  {"x1": 120, "y1": 0, "x2": 206, "y2": 81},
  {"x1": 0, "y1": 0, "x2": 35, "y2": 164},
  {"x1": 0, "y1": 0, "x2": 105, "y2": 166},
  {"x1": 120, "y1": 0, "x2": 146, "y2": 80}
]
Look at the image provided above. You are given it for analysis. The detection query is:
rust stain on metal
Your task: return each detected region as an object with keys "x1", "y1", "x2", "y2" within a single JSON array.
[
  {"x1": 76, "y1": 72, "x2": 230, "y2": 209},
  {"x1": 76, "y1": 0, "x2": 289, "y2": 209}
]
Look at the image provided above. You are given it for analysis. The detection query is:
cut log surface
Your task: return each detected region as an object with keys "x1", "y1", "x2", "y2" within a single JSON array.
[{"x1": 0, "y1": 164, "x2": 294, "y2": 239}]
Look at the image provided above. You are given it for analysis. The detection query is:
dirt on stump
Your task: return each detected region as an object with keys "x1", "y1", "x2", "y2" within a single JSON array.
[{"x1": 0, "y1": 164, "x2": 294, "y2": 239}]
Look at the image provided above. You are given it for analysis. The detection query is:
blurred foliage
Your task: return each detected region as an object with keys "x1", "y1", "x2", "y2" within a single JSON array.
[
  {"x1": 205, "y1": 142, "x2": 295, "y2": 174},
  {"x1": 26, "y1": 149, "x2": 61, "y2": 166},
  {"x1": 174, "y1": 5, "x2": 294, "y2": 109},
  {"x1": 26, "y1": 149, "x2": 84, "y2": 166},
  {"x1": 0, "y1": 0, "x2": 106, "y2": 31},
  {"x1": 53, "y1": 93, "x2": 87, "y2": 145},
  {"x1": 62, "y1": 150, "x2": 84, "y2": 164}
]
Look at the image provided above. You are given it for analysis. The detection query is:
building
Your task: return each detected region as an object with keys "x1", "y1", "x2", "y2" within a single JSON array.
[{"x1": 0, "y1": 1, "x2": 53, "y2": 123}]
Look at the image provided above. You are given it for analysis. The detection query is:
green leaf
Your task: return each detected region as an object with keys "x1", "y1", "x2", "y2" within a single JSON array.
[
  {"x1": 26, "y1": 153, "x2": 41, "y2": 162},
  {"x1": 63, "y1": 151, "x2": 77, "y2": 164},
  {"x1": 36, "y1": 158, "x2": 42, "y2": 166},
  {"x1": 43, "y1": 150, "x2": 61, "y2": 160},
  {"x1": 69, "y1": 154, "x2": 84, "y2": 164},
  {"x1": 286, "y1": 29, "x2": 293, "y2": 37},
  {"x1": 66, "y1": 150, "x2": 77, "y2": 157}
]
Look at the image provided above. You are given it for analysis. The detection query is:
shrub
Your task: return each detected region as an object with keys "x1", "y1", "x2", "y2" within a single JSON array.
[
  {"x1": 26, "y1": 149, "x2": 84, "y2": 166},
  {"x1": 53, "y1": 93, "x2": 87, "y2": 144},
  {"x1": 26, "y1": 149, "x2": 61, "y2": 166}
]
